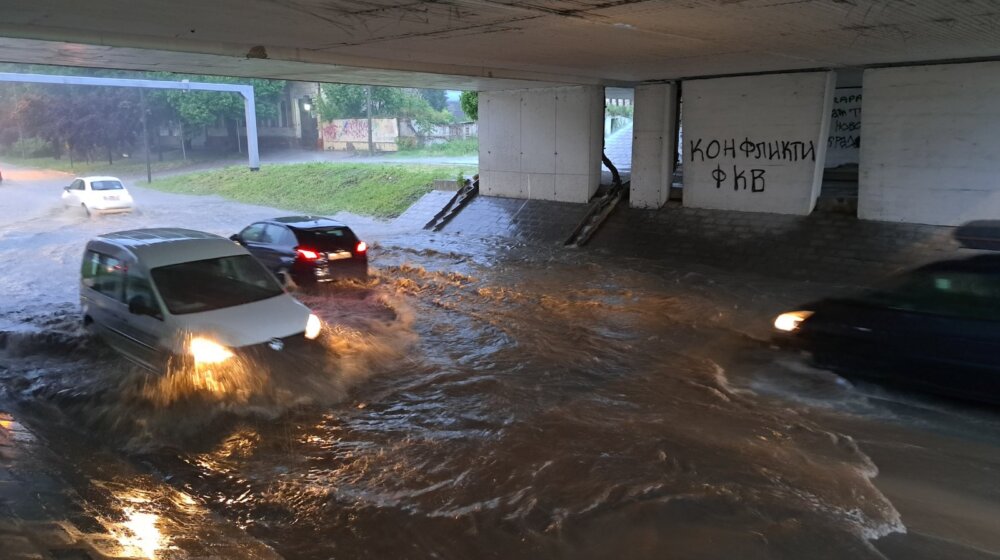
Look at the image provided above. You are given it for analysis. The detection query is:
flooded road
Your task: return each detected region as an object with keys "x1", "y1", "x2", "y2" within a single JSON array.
[{"x1": 2, "y1": 166, "x2": 999, "y2": 559}]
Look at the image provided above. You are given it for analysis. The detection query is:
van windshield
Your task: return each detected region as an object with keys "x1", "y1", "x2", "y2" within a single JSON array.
[{"x1": 151, "y1": 254, "x2": 283, "y2": 315}]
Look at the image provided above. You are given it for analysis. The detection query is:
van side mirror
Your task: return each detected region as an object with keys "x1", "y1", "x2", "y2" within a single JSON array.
[
  {"x1": 128, "y1": 295, "x2": 156, "y2": 317},
  {"x1": 64, "y1": 186, "x2": 71, "y2": 192}
]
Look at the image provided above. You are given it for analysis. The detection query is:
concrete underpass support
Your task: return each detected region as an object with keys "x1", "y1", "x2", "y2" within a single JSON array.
[
  {"x1": 479, "y1": 86, "x2": 603, "y2": 203},
  {"x1": 682, "y1": 71, "x2": 835, "y2": 215},
  {"x1": 860, "y1": 61, "x2": 1000, "y2": 226},
  {"x1": 630, "y1": 83, "x2": 678, "y2": 209}
]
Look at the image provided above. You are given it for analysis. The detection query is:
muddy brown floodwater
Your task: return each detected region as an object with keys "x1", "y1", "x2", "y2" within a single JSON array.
[{"x1": 1, "y1": 172, "x2": 1000, "y2": 559}]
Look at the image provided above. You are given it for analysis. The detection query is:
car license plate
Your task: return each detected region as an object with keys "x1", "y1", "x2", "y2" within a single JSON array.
[
  {"x1": 104, "y1": 195, "x2": 119, "y2": 201},
  {"x1": 327, "y1": 251, "x2": 352, "y2": 261}
]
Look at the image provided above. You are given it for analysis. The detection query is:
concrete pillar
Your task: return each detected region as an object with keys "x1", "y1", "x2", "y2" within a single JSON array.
[
  {"x1": 479, "y1": 85, "x2": 603, "y2": 204},
  {"x1": 860, "y1": 61, "x2": 1000, "y2": 226},
  {"x1": 630, "y1": 82, "x2": 678, "y2": 209},
  {"x1": 682, "y1": 71, "x2": 835, "y2": 215}
]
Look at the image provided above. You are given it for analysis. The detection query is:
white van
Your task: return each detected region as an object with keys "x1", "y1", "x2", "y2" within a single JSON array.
[{"x1": 80, "y1": 228, "x2": 323, "y2": 372}]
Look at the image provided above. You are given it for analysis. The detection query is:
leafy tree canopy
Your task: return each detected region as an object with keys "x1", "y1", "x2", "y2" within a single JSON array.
[
  {"x1": 316, "y1": 84, "x2": 452, "y2": 133},
  {"x1": 459, "y1": 91, "x2": 478, "y2": 121}
]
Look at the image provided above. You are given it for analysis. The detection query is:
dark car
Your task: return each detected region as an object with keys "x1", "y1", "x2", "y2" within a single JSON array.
[
  {"x1": 232, "y1": 216, "x2": 368, "y2": 287},
  {"x1": 773, "y1": 255, "x2": 1000, "y2": 403}
]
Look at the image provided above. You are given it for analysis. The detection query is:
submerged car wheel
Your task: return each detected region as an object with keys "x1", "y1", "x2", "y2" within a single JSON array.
[{"x1": 81, "y1": 204, "x2": 92, "y2": 217}]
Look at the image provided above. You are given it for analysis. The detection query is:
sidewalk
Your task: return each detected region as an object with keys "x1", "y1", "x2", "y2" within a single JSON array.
[{"x1": 0, "y1": 409, "x2": 281, "y2": 560}]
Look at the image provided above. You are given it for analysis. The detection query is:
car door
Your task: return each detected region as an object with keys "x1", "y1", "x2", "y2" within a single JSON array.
[
  {"x1": 79, "y1": 179, "x2": 96, "y2": 208},
  {"x1": 881, "y1": 271, "x2": 1000, "y2": 397},
  {"x1": 120, "y1": 266, "x2": 167, "y2": 370},
  {"x1": 80, "y1": 250, "x2": 130, "y2": 350},
  {"x1": 237, "y1": 222, "x2": 271, "y2": 266},
  {"x1": 63, "y1": 179, "x2": 83, "y2": 206},
  {"x1": 263, "y1": 224, "x2": 299, "y2": 272}
]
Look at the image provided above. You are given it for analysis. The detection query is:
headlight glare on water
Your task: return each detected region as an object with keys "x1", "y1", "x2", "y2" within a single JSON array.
[
  {"x1": 189, "y1": 336, "x2": 234, "y2": 365},
  {"x1": 773, "y1": 310, "x2": 814, "y2": 332},
  {"x1": 305, "y1": 314, "x2": 322, "y2": 340}
]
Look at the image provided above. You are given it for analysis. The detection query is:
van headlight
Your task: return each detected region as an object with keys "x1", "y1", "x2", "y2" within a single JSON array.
[
  {"x1": 189, "y1": 336, "x2": 234, "y2": 365},
  {"x1": 305, "y1": 314, "x2": 322, "y2": 340},
  {"x1": 773, "y1": 310, "x2": 814, "y2": 332}
]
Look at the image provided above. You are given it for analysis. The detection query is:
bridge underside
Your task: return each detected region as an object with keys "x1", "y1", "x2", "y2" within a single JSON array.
[{"x1": 0, "y1": 1, "x2": 998, "y2": 89}]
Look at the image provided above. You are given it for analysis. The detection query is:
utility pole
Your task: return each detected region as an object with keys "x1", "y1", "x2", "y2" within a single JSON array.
[
  {"x1": 16, "y1": 83, "x2": 25, "y2": 158},
  {"x1": 179, "y1": 121, "x2": 187, "y2": 161},
  {"x1": 236, "y1": 117, "x2": 243, "y2": 154},
  {"x1": 366, "y1": 85, "x2": 374, "y2": 156},
  {"x1": 140, "y1": 88, "x2": 151, "y2": 184}
]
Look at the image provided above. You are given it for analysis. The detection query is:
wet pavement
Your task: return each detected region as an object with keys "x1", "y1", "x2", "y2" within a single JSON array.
[{"x1": 1, "y1": 164, "x2": 1000, "y2": 559}]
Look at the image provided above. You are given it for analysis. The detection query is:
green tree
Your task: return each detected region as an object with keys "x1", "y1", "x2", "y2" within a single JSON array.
[
  {"x1": 316, "y1": 84, "x2": 452, "y2": 132},
  {"x1": 460, "y1": 91, "x2": 478, "y2": 121},
  {"x1": 148, "y1": 74, "x2": 286, "y2": 128},
  {"x1": 418, "y1": 88, "x2": 447, "y2": 111},
  {"x1": 0, "y1": 64, "x2": 287, "y2": 159},
  {"x1": 316, "y1": 84, "x2": 410, "y2": 120}
]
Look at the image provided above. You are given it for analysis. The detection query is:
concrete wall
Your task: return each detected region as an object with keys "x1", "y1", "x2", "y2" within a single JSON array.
[
  {"x1": 479, "y1": 86, "x2": 603, "y2": 204},
  {"x1": 682, "y1": 71, "x2": 835, "y2": 215},
  {"x1": 630, "y1": 83, "x2": 678, "y2": 209},
  {"x1": 860, "y1": 62, "x2": 1000, "y2": 226}
]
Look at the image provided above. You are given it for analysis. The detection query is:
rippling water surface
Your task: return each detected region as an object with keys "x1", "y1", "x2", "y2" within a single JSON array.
[{"x1": 2, "y1": 174, "x2": 1000, "y2": 559}]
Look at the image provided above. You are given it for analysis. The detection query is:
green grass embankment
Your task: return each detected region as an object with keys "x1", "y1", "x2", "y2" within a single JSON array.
[{"x1": 147, "y1": 162, "x2": 476, "y2": 218}]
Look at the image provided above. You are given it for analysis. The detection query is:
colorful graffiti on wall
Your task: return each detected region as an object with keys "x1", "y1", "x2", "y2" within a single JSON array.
[{"x1": 321, "y1": 118, "x2": 399, "y2": 150}]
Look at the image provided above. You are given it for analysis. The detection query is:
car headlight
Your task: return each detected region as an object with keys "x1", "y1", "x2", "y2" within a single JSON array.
[
  {"x1": 305, "y1": 313, "x2": 322, "y2": 340},
  {"x1": 774, "y1": 310, "x2": 814, "y2": 332},
  {"x1": 189, "y1": 336, "x2": 234, "y2": 365}
]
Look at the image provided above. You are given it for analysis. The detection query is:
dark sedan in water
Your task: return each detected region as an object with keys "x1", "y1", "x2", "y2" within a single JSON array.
[
  {"x1": 774, "y1": 254, "x2": 1000, "y2": 403},
  {"x1": 232, "y1": 216, "x2": 368, "y2": 287}
]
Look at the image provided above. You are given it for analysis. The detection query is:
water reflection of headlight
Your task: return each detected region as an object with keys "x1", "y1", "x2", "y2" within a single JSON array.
[
  {"x1": 118, "y1": 508, "x2": 164, "y2": 559},
  {"x1": 305, "y1": 313, "x2": 322, "y2": 340},
  {"x1": 774, "y1": 310, "x2": 814, "y2": 332},
  {"x1": 189, "y1": 336, "x2": 234, "y2": 365}
]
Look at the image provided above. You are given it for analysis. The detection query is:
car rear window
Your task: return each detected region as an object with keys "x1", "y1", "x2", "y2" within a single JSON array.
[
  {"x1": 150, "y1": 254, "x2": 283, "y2": 315},
  {"x1": 295, "y1": 227, "x2": 358, "y2": 251},
  {"x1": 91, "y1": 180, "x2": 124, "y2": 191}
]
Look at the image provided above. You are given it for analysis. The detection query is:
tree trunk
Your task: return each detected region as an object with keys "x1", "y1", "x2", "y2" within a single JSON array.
[{"x1": 107, "y1": 144, "x2": 113, "y2": 165}]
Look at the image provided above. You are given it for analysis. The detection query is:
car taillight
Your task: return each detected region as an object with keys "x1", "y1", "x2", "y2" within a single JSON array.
[
  {"x1": 355, "y1": 241, "x2": 367, "y2": 254},
  {"x1": 297, "y1": 248, "x2": 319, "y2": 260}
]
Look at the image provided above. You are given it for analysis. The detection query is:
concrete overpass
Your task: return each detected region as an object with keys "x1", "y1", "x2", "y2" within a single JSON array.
[{"x1": 2, "y1": 1, "x2": 999, "y2": 225}]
